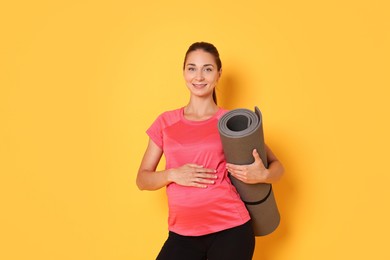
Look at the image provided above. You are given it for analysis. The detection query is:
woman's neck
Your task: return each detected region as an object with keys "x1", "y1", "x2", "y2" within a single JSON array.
[{"x1": 184, "y1": 98, "x2": 219, "y2": 121}]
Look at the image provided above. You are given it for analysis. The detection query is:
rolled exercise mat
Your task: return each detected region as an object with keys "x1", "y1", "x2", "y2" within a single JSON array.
[{"x1": 218, "y1": 106, "x2": 280, "y2": 236}]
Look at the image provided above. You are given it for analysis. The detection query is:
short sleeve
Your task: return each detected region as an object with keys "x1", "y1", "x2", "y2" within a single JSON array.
[{"x1": 146, "y1": 115, "x2": 164, "y2": 149}]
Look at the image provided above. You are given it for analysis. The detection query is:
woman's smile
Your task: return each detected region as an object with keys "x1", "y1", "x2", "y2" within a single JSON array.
[{"x1": 192, "y1": 83, "x2": 208, "y2": 89}]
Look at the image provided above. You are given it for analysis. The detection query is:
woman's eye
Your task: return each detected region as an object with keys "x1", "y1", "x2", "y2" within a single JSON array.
[
  {"x1": 188, "y1": 67, "x2": 196, "y2": 71},
  {"x1": 204, "y1": 68, "x2": 213, "y2": 72}
]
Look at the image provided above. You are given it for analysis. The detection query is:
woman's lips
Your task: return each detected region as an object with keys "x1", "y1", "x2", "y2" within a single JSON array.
[{"x1": 193, "y1": 83, "x2": 207, "y2": 88}]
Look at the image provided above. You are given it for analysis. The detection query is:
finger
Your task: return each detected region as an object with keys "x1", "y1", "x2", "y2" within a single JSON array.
[
  {"x1": 196, "y1": 173, "x2": 218, "y2": 180},
  {"x1": 195, "y1": 168, "x2": 217, "y2": 173},
  {"x1": 253, "y1": 149, "x2": 265, "y2": 167},
  {"x1": 252, "y1": 149, "x2": 262, "y2": 163},
  {"x1": 229, "y1": 168, "x2": 245, "y2": 176},
  {"x1": 226, "y1": 168, "x2": 238, "y2": 175},
  {"x1": 226, "y1": 165, "x2": 247, "y2": 174},
  {"x1": 186, "y1": 163, "x2": 204, "y2": 168},
  {"x1": 191, "y1": 182, "x2": 208, "y2": 188},
  {"x1": 203, "y1": 173, "x2": 218, "y2": 179},
  {"x1": 226, "y1": 163, "x2": 245, "y2": 171},
  {"x1": 195, "y1": 177, "x2": 215, "y2": 184},
  {"x1": 191, "y1": 179, "x2": 214, "y2": 188}
]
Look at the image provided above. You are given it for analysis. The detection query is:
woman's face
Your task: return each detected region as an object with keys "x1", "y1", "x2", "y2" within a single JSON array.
[{"x1": 183, "y1": 50, "x2": 221, "y2": 99}]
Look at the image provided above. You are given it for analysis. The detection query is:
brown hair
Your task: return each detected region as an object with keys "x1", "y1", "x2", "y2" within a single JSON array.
[{"x1": 183, "y1": 42, "x2": 222, "y2": 104}]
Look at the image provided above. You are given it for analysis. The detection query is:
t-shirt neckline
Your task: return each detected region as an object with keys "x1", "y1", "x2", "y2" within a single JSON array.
[{"x1": 180, "y1": 107, "x2": 222, "y2": 125}]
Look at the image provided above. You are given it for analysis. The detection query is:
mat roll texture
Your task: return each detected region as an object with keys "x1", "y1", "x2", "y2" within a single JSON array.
[{"x1": 218, "y1": 107, "x2": 280, "y2": 236}]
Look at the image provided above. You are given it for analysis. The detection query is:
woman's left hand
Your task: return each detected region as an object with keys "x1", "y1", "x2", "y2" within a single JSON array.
[{"x1": 226, "y1": 149, "x2": 268, "y2": 184}]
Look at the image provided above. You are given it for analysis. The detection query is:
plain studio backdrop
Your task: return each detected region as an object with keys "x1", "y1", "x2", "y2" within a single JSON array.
[{"x1": 1, "y1": 1, "x2": 389, "y2": 259}]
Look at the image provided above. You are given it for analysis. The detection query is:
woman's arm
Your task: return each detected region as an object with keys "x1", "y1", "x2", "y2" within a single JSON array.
[
  {"x1": 136, "y1": 139, "x2": 218, "y2": 191},
  {"x1": 136, "y1": 139, "x2": 169, "y2": 190},
  {"x1": 225, "y1": 144, "x2": 284, "y2": 184}
]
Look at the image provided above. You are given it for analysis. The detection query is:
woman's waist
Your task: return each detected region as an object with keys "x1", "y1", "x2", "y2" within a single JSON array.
[{"x1": 166, "y1": 182, "x2": 241, "y2": 208}]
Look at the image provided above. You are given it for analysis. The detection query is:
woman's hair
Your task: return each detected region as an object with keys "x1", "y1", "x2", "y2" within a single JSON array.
[{"x1": 183, "y1": 42, "x2": 222, "y2": 104}]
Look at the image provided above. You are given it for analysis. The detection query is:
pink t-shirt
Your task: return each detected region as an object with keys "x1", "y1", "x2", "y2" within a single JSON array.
[{"x1": 146, "y1": 107, "x2": 250, "y2": 236}]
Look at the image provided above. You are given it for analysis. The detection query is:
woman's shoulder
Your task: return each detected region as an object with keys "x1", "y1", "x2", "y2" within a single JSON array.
[
  {"x1": 159, "y1": 107, "x2": 182, "y2": 117},
  {"x1": 216, "y1": 107, "x2": 230, "y2": 119},
  {"x1": 219, "y1": 107, "x2": 230, "y2": 113},
  {"x1": 153, "y1": 107, "x2": 183, "y2": 124}
]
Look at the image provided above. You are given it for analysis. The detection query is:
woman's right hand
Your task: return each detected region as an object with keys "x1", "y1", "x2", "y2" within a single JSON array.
[{"x1": 168, "y1": 164, "x2": 218, "y2": 188}]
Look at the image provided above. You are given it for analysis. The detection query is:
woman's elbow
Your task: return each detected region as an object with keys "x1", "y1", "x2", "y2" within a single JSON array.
[
  {"x1": 136, "y1": 174, "x2": 146, "y2": 191},
  {"x1": 267, "y1": 161, "x2": 284, "y2": 183}
]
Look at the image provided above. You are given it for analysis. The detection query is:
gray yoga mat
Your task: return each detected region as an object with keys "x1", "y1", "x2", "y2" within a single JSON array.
[{"x1": 218, "y1": 107, "x2": 280, "y2": 236}]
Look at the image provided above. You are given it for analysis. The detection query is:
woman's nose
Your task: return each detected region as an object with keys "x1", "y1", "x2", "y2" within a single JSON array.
[{"x1": 195, "y1": 70, "x2": 205, "y2": 80}]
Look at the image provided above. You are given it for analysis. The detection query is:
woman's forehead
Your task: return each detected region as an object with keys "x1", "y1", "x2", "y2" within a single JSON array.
[{"x1": 185, "y1": 50, "x2": 216, "y2": 66}]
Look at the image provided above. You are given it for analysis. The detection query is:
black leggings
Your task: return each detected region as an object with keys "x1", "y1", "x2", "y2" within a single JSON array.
[{"x1": 156, "y1": 221, "x2": 255, "y2": 260}]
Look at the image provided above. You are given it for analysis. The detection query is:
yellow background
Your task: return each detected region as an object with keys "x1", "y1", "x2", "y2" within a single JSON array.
[{"x1": 1, "y1": 0, "x2": 389, "y2": 259}]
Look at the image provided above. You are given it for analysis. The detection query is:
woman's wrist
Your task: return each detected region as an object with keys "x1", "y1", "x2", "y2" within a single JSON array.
[
  {"x1": 166, "y1": 168, "x2": 175, "y2": 184},
  {"x1": 262, "y1": 169, "x2": 271, "y2": 183}
]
